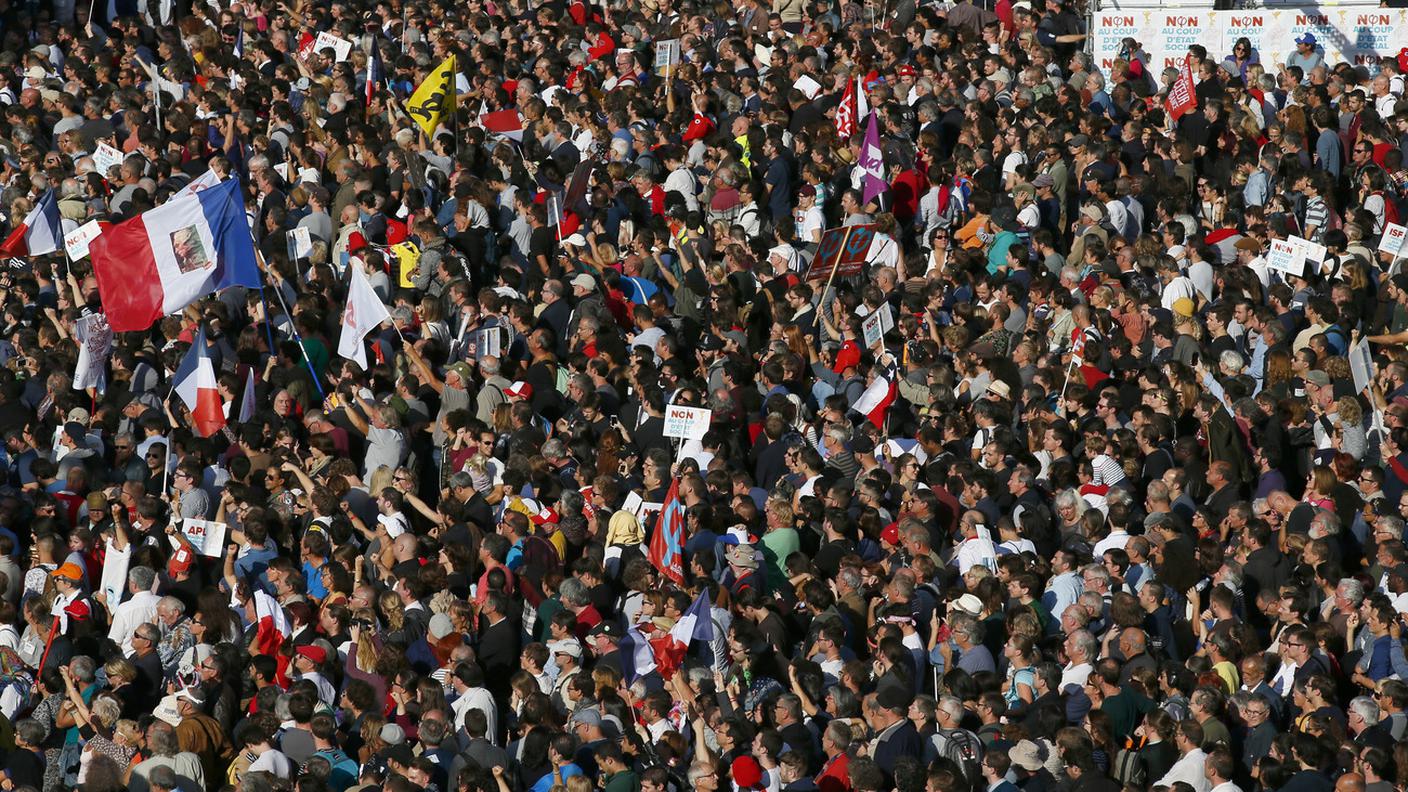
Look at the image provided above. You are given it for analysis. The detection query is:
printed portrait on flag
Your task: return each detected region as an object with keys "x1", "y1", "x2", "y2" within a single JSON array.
[{"x1": 171, "y1": 225, "x2": 213, "y2": 274}]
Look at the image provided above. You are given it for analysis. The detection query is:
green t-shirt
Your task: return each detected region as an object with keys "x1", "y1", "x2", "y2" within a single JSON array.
[{"x1": 761, "y1": 527, "x2": 800, "y2": 591}]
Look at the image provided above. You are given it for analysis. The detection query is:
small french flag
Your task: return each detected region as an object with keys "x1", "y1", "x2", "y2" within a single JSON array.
[
  {"x1": 366, "y1": 43, "x2": 384, "y2": 109},
  {"x1": 173, "y1": 327, "x2": 227, "y2": 438},
  {"x1": 0, "y1": 189, "x2": 61, "y2": 258}
]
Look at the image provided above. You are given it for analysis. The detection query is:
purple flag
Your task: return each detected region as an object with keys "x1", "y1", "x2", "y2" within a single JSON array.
[{"x1": 860, "y1": 113, "x2": 887, "y2": 206}]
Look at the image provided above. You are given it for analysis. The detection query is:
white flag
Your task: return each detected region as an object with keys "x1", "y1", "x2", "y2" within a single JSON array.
[
  {"x1": 338, "y1": 264, "x2": 390, "y2": 369},
  {"x1": 856, "y1": 74, "x2": 870, "y2": 121},
  {"x1": 72, "y1": 313, "x2": 113, "y2": 393}
]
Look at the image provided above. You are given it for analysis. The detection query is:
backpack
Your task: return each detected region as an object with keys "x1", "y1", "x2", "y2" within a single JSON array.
[
  {"x1": 934, "y1": 728, "x2": 983, "y2": 784},
  {"x1": 1112, "y1": 744, "x2": 1147, "y2": 787},
  {"x1": 1374, "y1": 190, "x2": 1404, "y2": 228}
]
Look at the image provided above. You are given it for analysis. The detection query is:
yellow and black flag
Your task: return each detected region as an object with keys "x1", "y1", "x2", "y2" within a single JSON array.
[{"x1": 406, "y1": 55, "x2": 457, "y2": 136}]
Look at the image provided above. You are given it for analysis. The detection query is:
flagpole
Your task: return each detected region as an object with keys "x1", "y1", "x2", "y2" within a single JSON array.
[
  {"x1": 255, "y1": 250, "x2": 326, "y2": 398},
  {"x1": 161, "y1": 381, "x2": 175, "y2": 495},
  {"x1": 816, "y1": 225, "x2": 856, "y2": 353}
]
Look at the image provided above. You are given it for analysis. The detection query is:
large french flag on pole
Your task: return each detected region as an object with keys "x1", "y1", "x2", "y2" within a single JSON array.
[
  {"x1": 0, "y1": 189, "x2": 61, "y2": 257},
  {"x1": 89, "y1": 179, "x2": 262, "y2": 333},
  {"x1": 173, "y1": 327, "x2": 227, "y2": 438}
]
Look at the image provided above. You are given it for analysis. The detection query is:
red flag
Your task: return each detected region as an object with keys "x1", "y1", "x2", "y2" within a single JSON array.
[
  {"x1": 296, "y1": 31, "x2": 317, "y2": 61},
  {"x1": 1165, "y1": 55, "x2": 1197, "y2": 122},
  {"x1": 835, "y1": 77, "x2": 857, "y2": 139},
  {"x1": 648, "y1": 479, "x2": 686, "y2": 586}
]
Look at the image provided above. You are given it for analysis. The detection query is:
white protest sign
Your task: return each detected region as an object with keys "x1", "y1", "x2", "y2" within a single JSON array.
[
  {"x1": 72, "y1": 313, "x2": 112, "y2": 392},
  {"x1": 663, "y1": 403, "x2": 712, "y2": 440},
  {"x1": 475, "y1": 326, "x2": 502, "y2": 358},
  {"x1": 93, "y1": 143, "x2": 124, "y2": 176},
  {"x1": 1381, "y1": 223, "x2": 1408, "y2": 258},
  {"x1": 289, "y1": 226, "x2": 314, "y2": 259},
  {"x1": 314, "y1": 31, "x2": 353, "y2": 62},
  {"x1": 655, "y1": 39, "x2": 681, "y2": 74},
  {"x1": 1266, "y1": 238, "x2": 1305, "y2": 277},
  {"x1": 99, "y1": 537, "x2": 132, "y2": 611},
  {"x1": 1290, "y1": 235, "x2": 1326, "y2": 270},
  {"x1": 63, "y1": 219, "x2": 103, "y2": 261},
  {"x1": 1350, "y1": 339, "x2": 1375, "y2": 395},
  {"x1": 181, "y1": 518, "x2": 228, "y2": 557},
  {"x1": 862, "y1": 308, "x2": 885, "y2": 348},
  {"x1": 793, "y1": 75, "x2": 822, "y2": 100}
]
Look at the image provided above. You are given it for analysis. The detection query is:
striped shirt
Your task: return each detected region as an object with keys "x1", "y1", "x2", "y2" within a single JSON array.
[{"x1": 1304, "y1": 196, "x2": 1328, "y2": 243}]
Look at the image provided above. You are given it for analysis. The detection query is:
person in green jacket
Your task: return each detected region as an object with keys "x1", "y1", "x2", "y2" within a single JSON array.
[{"x1": 595, "y1": 742, "x2": 640, "y2": 792}]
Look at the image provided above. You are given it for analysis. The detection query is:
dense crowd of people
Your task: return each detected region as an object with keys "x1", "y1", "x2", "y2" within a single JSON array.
[{"x1": 4, "y1": 1, "x2": 1408, "y2": 792}]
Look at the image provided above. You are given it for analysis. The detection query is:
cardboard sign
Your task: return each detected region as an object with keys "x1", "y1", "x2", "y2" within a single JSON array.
[
  {"x1": 64, "y1": 219, "x2": 103, "y2": 261},
  {"x1": 1381, "y1": 223, "x2": 1408, "y2": 257},
  {"x1": 314, "y1": 31, "x2": 353, "y2": 62},
  {"x1": 806, "y1": 224, "x2": 877, "y2": 281},
  {"x1": 181, "y1": 518, "x2": 228, "y2": 558},
  {"x1": 663, "y1": 404, "x2": 712, "y2": 440},
  {"x1": 1290, "y1": 235, "x2": 1326, "y2": 268},
  {"x1": 93, "y1": 143, "x2": 123, "y2": 177},
  {"x1": 289, "y1": 226, "x2": 313, "y2": 260},
  {"x1": 1266, "y1": 238, "x2": 1305, "y2": 277}
]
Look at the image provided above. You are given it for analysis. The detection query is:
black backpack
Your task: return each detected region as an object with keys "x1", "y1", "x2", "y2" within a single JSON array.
[{"x1": 935, "y1": 728, "x2": 983, "y2": 784}]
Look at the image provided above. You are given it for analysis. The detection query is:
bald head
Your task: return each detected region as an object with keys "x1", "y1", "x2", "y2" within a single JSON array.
[
  {"x1": 1336, "y1": 773, "x2": 1365, "y2": 792},
  {"x1": 393, "y1": 534, "x2": 418, "y2": 561}
]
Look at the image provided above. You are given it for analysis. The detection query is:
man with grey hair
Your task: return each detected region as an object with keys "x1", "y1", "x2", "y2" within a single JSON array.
[
  {"x1": 930, "y1": 694, "x2": 983, "y2": 780},
  {"x1": 345, "y1": 389, "x2": 407, "y2": 484},
  {"x1": 106, "y1": 565, "x2": 160, "y2": 656},
  {"x1": 156, "y1": 596, "x2": 195, "y2": 677},
  {"x1": 129, "y1": 720, "x2": 205, "y2": 792},
  {"x1": 476, "y1": 355, "x2": 512, "y2": 424},
  {"x1": 1347, "y1": 695, "x2": 1394, "y2": 750},
  {"x1": 1060, "y1": 629, "x2": 1098, "y2": 689}
]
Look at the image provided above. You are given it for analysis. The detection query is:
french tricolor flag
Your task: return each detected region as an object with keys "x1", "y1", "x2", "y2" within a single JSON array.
[
  {"x1": 173, "y1": 327, "x2": 227, "y2": 438},
  {"x1": 252, "y1": 589, "x2": 293, "y2": 685},
  {"x1": 0, "y1": 189, "x2": 61, "y2": 257},
  {"x1": 89, "y1": 179, "x2": 262, "y2": 333},
  {"x1": 366, "y1": 43, "x2": 384, "y2": 109},
  {"x1": 649, "y1": 590, "x2": 715, "y2": 679}
]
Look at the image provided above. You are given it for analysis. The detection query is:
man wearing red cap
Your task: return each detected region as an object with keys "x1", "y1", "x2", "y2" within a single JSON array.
[{"x1": 292, "y1": 644, "x2": 336, "y2": 706}]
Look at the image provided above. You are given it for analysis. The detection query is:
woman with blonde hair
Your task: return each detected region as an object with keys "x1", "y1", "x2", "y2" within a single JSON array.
[{"x1": 1331, "y1": 397, "x2": 1366, "y2": 460}]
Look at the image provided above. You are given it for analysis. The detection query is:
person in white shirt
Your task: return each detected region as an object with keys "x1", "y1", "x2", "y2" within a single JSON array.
[
  {"x1": 662, "y1": 148, "x2": 699, "y2": 213},
  {"x1": 107, "y1": 566, "x2": 162, "y2": 657},
  {"x1": 953, "y1": 512, "x2": 998, "y2": 575},
  {"x1": 1093, "y1": 524, "x2": 1131, "y2": 559},
  {"x1": 245, "y1": 727, "x2": 294, "y2": 779},
  {"x1": 1059, "y1": 630, "x2": 1097, "y2": 690},
  {"x1": 1155, "y1": 719, "x2": 1211, "y2": 792},
  {"x1": 1203, "y1": 745, "x2": 1243, "y2": 792},
  {"x1": 794, "y1": 185, "x2": 824, "y2": 248}
]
